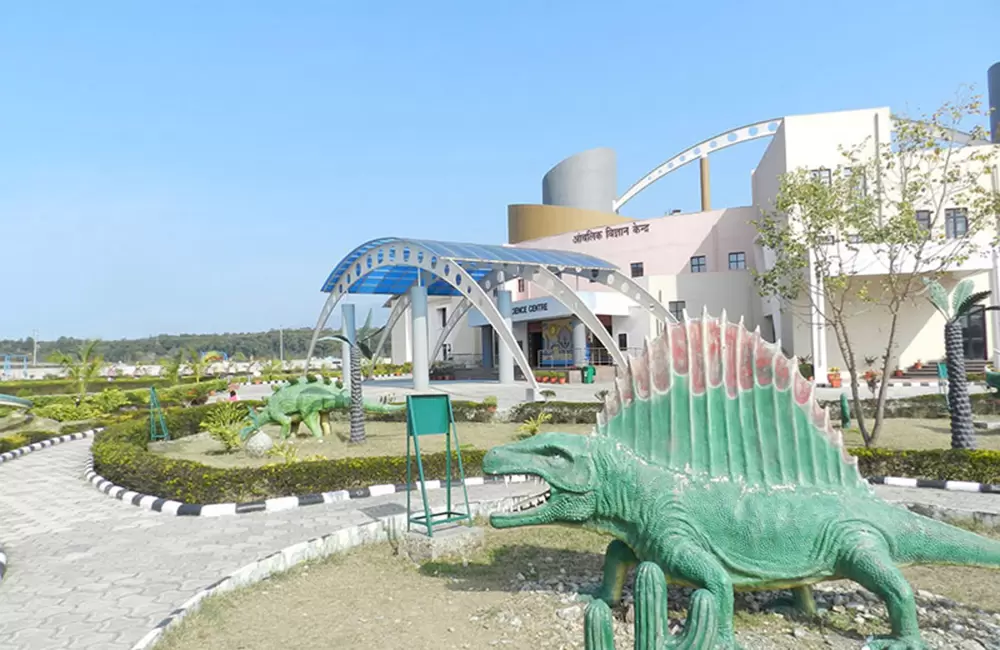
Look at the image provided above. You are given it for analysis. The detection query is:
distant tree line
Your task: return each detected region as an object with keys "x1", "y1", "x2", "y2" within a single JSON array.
[{"x1": 0, "y1": 326, "x2": 390, "y2": 363}]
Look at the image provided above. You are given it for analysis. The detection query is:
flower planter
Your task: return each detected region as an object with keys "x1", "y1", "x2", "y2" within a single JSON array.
[
  {"x1": 558, "y1": 378, "x2": 567, "y2": 384},
  {"x1": 827, "y1": 374, "x2": 841, "y2": 388},
  {"x1": 893, "y1": 370, "x2": 904, "y2": 378}
]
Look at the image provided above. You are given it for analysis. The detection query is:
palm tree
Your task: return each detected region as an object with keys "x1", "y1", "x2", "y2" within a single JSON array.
[
  {"x1": 329, "y1": 309, "x2": 378, "y2": 445},
  {"x1": 924, "y1": 278, "x2": 998, "y2": 449},
  {"x1": 159, "y1": 351, "x2": 184, "y2": 384},
  {"x1": 186, "y1": 349, "x2": 222, "y2": 383},
  {"x1": 48, "y1": 340, "x2": 104, "y2": 398}
]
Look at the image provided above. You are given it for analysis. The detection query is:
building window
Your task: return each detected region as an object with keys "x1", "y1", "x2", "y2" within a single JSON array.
[
  {"x1": 818, "y1": 234, "x2": 835, "y2": 245},
  {"x1": 727, "y1": 252, "x2": 746, "y2": 270},
  {"x1": 668, "y1": 300, "x2": 686, "y2": 321},
  {"x1": 618, "y1": 333, "x2": 628, "y2": 350},
  {"x1": 809, "y1": 168, "x2": 832, "y2": 186},
  {"x1": 844, "y1": 166, "x2": 867, "y2": 196},
  {"x1": 517, "y1": 278, "x2": 525, "y2": 292},
  {"x1": 945, "y1": 208, "x2": 968, "y2": 239},
  {"x1": 846, "y1": 234, "x2": 862, "y2": 244},
  {"x1": 437, "y1": 307, "x2": 447, "y2": 328},
  {"x1": 630, "y1": 262, "x2": 644, "y2": 278},
  {"x1": 915, "y1": 210, "x2": 932, "y2": 231},
  {"x1": 690, "y1": 256, "x2": 706, "y2": 273}
]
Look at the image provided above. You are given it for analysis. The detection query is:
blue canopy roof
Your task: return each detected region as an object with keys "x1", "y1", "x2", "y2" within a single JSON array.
[{"x1": 321, "y1": 237, "x2": 617, "y2": 296}]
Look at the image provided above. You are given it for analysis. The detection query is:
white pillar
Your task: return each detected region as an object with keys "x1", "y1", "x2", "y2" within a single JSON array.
[
  {"x1": 496, "y1": 290, "x2": 515, "y2": 384},
  {"x1": 410, "y1": 283, "x2": 430, "y2": 392},
  {"x1": 572, "y1": 319, "x2": 588, "y2": 366},
  {"x1": 340, "y1": 303, "x2": 356, "y2": 391},
  {"x1": 991, "y1": 248, "x2": 1000, "y2": 368}
]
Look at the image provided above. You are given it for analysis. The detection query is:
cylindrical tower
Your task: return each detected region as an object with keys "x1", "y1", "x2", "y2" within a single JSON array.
[
  {"x1": 542, "y1": 147, "x2": 617, "y2": 212},
  {"x1": 989, "y1": 62, "x2": 1000, "y2": 144}
]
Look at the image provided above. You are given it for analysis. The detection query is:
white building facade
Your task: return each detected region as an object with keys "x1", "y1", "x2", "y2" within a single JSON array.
[{"x1": 387, "y1": 104, "x2": 1000, "y2": 383}]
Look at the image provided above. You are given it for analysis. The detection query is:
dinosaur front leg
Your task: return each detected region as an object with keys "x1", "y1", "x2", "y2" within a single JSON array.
[
  {"x1": 584, "y1": 561, "x2": 717, "y2": 650},
  {"x1": 662, "y1": 541, "x2": 742, "y2": 650},
  {"x1": 320, "y1": 411, "x2": 331, "y2": 437},
  {"x1": 763, "y1": 585, "x2": 817, "y2": 618},
  {"x1": 272, "y1": 412, "x2": 293, "y2": 439},
  {"x1": 836, "y1": 532, "x2": 926, "y2": 650},
  {"x1": 577, "y1": 540, "x2": 637, "y2": 605}
]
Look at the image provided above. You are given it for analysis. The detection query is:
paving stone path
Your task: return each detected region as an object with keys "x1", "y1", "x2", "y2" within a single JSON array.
[
  {"x1": 1, "y1": 439, "x2": 999, "y2": 650},
  {"x1": 0, "y1": 439, "x2": 541, "y2": 649}
]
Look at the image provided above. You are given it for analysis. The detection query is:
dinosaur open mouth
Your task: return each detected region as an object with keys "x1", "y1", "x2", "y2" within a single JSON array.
[
  {"x1": 491, "y1": 485, "x2": 562, "y2": 528},
  {"x1": 512, "y1": 489, "x2": 551, "y2": 512}
]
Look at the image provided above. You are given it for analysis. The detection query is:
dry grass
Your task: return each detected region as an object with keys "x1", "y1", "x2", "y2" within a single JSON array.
[
  {"x1": 155, "y1": 524, "x2": 1000, "y2": 650},
  {"x1": 149, "y1": 421, "x2": 594, "y2": 467},
  {"x1": 840, "y1": 417, "x2": 1000, "y2": 451}
]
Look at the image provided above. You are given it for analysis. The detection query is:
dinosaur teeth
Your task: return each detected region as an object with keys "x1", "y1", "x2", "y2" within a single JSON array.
[{"x1": 513, "y1": 490, "x2": 551, "y2": 512}]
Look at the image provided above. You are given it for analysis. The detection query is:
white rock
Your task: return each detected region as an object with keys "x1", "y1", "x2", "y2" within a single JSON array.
[{"x1": 245, "y1": 431, "x2": 274, "y2": 457}]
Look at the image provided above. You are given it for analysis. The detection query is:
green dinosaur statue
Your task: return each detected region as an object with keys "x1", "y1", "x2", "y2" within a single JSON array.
[
  {"x1": 482, "y1": 309, "x2": 1000, "y2": 650},
  {"x1": 241, "y1": 378, "x2": 403, "y2": 440}
]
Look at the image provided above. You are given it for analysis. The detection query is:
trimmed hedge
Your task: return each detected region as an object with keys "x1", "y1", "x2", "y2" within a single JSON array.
[
  {"x1": 0, "y1": 429, "x2": 70, "y2": 454},
  {"x1": 509, "y1": 401, "x2": 602, "y2": 424},
  {"x1": 91, "y1": 402, "x2": 495, "y2": 503},
  {"x1": 87, "y1": 396, "x2": 1000, "y2": 504},
  {"x1": 853, "y1": 447, "x2": 1000, "y2": 485},
  {"x1": 823, "y1": 391, "x2": 1000, "y2": 421}
]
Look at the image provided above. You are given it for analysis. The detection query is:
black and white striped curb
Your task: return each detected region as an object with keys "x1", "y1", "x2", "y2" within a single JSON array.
[
  {"x1": 869, "y1": 475, "x2": 1000, "y2": 494},
  {"x1": 129, "y1": 491, "x2": 541, "y2": 650},
  {"x1": 0, "y1": 428, "x2": 100, "y2": 464},
  {"x1": 85, "y1": 458, "x2": 544, "y2": 517}
]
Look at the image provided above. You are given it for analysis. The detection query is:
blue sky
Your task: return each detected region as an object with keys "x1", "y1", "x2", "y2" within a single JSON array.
[{"x1": 2, "y1": 0, "x2": 997, "y2": 340}]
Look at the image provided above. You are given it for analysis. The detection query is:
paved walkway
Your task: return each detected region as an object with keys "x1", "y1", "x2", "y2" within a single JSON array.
[
  {"x1": 0, "y1": 440, "x2": 541, "y2": 650},
  {"x1": 231, "y1": 377, "x2": 981, "y2": 410},
  {"x1": 1, "y1": 440, "x2": 998, "y2": 650}
]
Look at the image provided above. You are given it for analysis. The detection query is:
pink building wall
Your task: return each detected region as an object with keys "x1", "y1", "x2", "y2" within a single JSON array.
[{"x1": 511, "y1": 206, "x2": 759, "y2": 297}]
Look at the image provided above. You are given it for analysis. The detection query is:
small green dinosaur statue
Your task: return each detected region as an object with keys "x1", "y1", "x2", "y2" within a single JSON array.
[
  {"x1": 241, "y1": 378, "x2": 403, "y2": 440},
  {"x1": 483, "y1": 309, "x2": 1000, "y2": 650}
]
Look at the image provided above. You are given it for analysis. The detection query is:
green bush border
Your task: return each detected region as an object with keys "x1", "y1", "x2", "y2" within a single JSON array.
[{"x1": 87, "y1": 398, "x2": 1000, "y2": 504}]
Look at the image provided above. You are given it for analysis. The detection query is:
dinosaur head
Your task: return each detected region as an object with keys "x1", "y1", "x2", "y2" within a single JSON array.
[
  {"x1": 240, "y1": 408, "x2": 262, "y2": 441},
  {"x1": 483, "y1": 432, "x2": 601, "y2": 529}
]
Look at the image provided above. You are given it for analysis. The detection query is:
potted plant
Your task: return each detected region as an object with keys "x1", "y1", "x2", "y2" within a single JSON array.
[
  {"x1": 892, "y1": 367, "x2": 905, "y2": 377},
  {"x1": 557, "y1": 372, "x2": 567, "y2": 384},
  {"x1": 914, "y1": 359, "x2": 924, "y2": 370},
  {"x1": 863, "y1": 369, "x2": 881, "y2": 393},
  {"x1": 826, "y1": 366, "x2": 842, "y2": 388},
  {"x1": 483, "y1": 395, "x2": 498, "y2": 414}
]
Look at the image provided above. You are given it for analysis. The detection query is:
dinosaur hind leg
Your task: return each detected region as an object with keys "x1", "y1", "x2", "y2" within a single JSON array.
[
  {"x1": 302, "y1": 411, "x2": 324, "y2": 438},
  {"x1": 764, "y1": 585, "x2": 817, "y2": 618},
  {"x1": 836, "y1": 530, "x2": 926, "y2": 650},
  {"x1": 320, "y1": 411, "x2": 331, "y2": 437}
]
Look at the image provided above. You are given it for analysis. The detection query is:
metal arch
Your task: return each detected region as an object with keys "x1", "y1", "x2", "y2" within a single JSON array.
[
  {"x1": 431, "y1": 298, "x2": 474, "y2": 363},
  {"x1": 367, "y1": 291, "x2": 414, "y2": 378},
  {"x1": 592, "y1": 269, "x2": 678, "y2": 326},
  {"x1": 476, "y1": 264, "x2": 677, "y2": 327},
  {"x1": 526, "y1": 267, "x2": 627, "y2": 370},
  {"x1": 306, "y1": 241, "x2": 541, "y2": 393},
  {"x1": 614, "y1": 118, "x2": 784, "y2": 212}
]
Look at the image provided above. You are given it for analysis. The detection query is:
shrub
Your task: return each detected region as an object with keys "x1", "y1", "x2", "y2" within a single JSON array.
[
  {"x1": 200, "y1": 402, "x2": 251, "y2": 453},
  {"x1": 517, "y1": 412, "x2": 552, "y2": 439},
  {"x1": 33, "y1": 402, "x2": 101, "y2": 422},
  {"x1": 89, "y1": 388, "x2": 131, "y2": 414},
  {"x1": 508, "y1": 400, "x2": 602, "y2": 425}
]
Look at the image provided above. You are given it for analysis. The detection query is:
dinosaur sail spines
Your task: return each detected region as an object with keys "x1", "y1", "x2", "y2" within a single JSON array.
[{"x1": 596, "y1": 308, "x2": 869, "y2": 492}]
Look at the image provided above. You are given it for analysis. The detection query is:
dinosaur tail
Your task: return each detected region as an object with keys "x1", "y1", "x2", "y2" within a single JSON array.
[
  {"x1": 892, "y1": 510, "x2": 1000, "y2": 569},
  {"x1": 362, "y1": 400, "x2": 405, "y2": 414}
]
